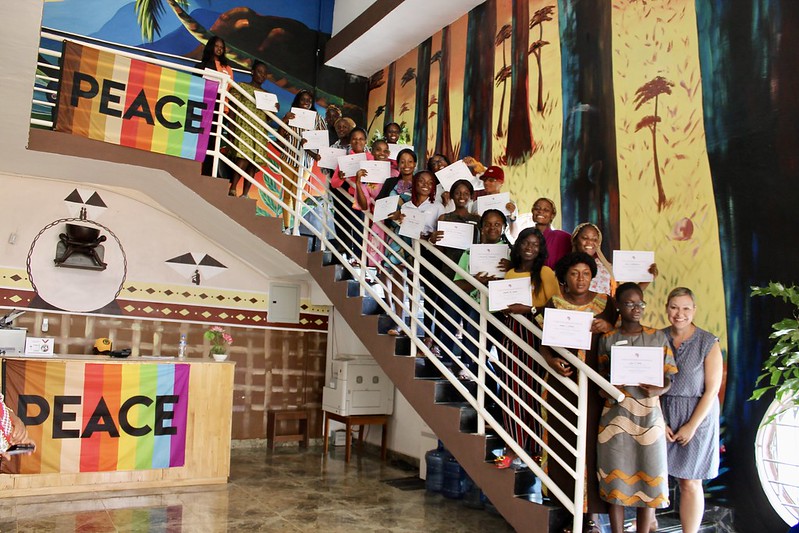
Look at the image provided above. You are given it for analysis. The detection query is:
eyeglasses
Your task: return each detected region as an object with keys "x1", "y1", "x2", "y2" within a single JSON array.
[{"x1": 622, "y1": 302, "x2": 647, "y2": 310}]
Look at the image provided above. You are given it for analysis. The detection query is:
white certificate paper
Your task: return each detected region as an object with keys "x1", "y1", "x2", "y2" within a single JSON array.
[
  {"x1": 487, "y1": 277, "x2": 533, "y2": 312},
  {"x1": 610, "y1": 345, "x2": 664, "y2": 387},
  {"x1": 254, "y1": 90, "x2": 278, "y2": 112},
  {"x1": 612, "y1": 250, "x2": 656, "y2": 282},
  {"x1": 435, "y1": 160, "x2": 473, "y2": 191},
  {"x1": 288, "y1": 107, "x2": 317, "y2": 130},
  {"x1": 541, "y1": 308, "x2": 594, "y2": 350},
  {"x1": 436, "y1": 221, "x2": 474, "y2": 250},
  {"x1": 301, "y1": 129, "x2": 329, "y2": 150},
  {"x1": 337, "y1": 153, "x2": 368, "y2": 176},
  {"x1": 317, "y1": 147, "x2": 347, "y2": 169},
  {"x1": 469, "y1": 243, "x2": 510, "y2": 278},
  {"x1": 399, "y1": 210, "x2": 426, "y2": 239},
  {"x1": 359, "y1": 160, "x2": 391, "y2": 183},
  {"x1": 475, "y1": 192, "x2": 511, "y2": 216},
  {"x1": 373, "y1": 196, "x2": 400, "y2": 221},
  {"x1": 387, "y1": 143, "x2": 413, "y2": 160}
]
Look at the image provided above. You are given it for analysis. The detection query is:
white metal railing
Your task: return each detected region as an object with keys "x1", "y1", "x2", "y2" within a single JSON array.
[{"x1": 31, "y1": 31, "x2": 624, "y2": 533}]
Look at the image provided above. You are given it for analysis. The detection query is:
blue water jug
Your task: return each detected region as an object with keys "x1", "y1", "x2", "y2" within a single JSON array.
[
  {"x1": 425, "y1": 441, "x2": 449, "y2": 492},
  {"x1": 442, "y1": 455, "x2": 467, "y2": 499}
]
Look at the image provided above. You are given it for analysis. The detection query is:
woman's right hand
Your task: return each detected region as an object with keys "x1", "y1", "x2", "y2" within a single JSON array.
[
  {"x1": 546, "y1": 354, "x2": 573, "y2": 377},
  {"x1": 440, "y1": 191, "x2": 450, "y2": 207},
  {"x1": 429, "y1": 230, "x2": 444, "y2": 244},
  {"x1": 388, "y1": 210, "x2": 404, "y2": 222},
  {"x1": 283, "y1": 111, "x2": 296, "y2": 122}
]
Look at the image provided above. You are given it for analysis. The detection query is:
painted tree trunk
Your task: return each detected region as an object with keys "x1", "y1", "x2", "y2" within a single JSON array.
[
  {"x1": 651, "y1": 97, "x2": 666, "y2": 211},
  {"x1": 385, "y1": 62, "x2": 396, "y2": 126},
  {"x1": 413, "y1": 37, "x2": 432, "y2": 163},
  {"x1": 696, "y1": 1, "x2": 795, "y2": 528},
  {"x1": 435, "y1": 26, "x2": 454, "y2": 162},
  {"x1": 506, "y1": 0, "x2": 534, "y2": 165},
  {"x1": 459, "y1": 1, "x2": 496, "y2": 164}
]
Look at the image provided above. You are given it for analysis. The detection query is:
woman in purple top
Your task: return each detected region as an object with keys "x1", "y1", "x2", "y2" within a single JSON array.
[{"x1": 531, "y1": 198, "x2": 571, "y2": 269}]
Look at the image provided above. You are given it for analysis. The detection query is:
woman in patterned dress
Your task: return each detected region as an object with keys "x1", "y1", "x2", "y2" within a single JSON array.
[
  {"x1": 661, "y1": 287, "x2": 723, "y2": 533},
  {"x1": 539, "y1": 251, "x2": 618, "y2": 532},
  {"x1": 0, "y1": 393, "x2": 34, "y2": 459},
  {"x1": 228, "y1": 61, "x2": 269, "y2": 198},
  {"x1": 596, "y1": 282, "x2": 677, "y2": 533}
]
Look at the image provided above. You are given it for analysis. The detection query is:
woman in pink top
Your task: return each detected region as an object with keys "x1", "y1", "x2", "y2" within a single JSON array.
[
  {"x1": 354, "y1": 139, "x2": 398, "y2": 267},
  {"x1": 330, "y1": 128, "x2": 370, "y2": 261},
  {"x1": 531, "y1": 197, "x2": 572, "y2": 269}
]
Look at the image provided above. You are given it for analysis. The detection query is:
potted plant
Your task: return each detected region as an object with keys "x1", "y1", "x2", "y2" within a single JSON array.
[
  {"x1": 750, "y1": 282, "x2": 799, "y2": 421},
  {"x1": 204, "y1": 326, "x2": 233, "y2": 361}
]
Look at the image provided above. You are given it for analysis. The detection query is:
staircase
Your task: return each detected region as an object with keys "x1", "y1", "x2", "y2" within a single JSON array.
[{"x1": 28, "y1": 127, "x2": 567, "y2": 532}]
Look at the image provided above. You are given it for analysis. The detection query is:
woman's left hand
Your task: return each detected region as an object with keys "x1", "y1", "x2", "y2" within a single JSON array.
[
  {"x1": 648, "y1": 263, "x2": 659, "y2": 279},
  {"x1": 498, "y1": 258, "x2": 511, "y2": 272},
  {"x1": 672, "y1": 423, "x2": 698, "y2": 446},
  {"x1": 591, "y1": 318, "x2": 613, "y2": 334},
  {"x1": 429, "y1": 230, "x2": 444, "y2": 244},
  {"x1": 639, "y1": 383, "x2": 667, "y2": 398},
  {"x1": 9, "y1": 411, "x2": 28, "y2": 444},
  {"x1": 309, "y1": 152, "x2": 321, "y2": 162},
  {"x1": 506, "y1": 202, "x2": 516, "y2": 214}
]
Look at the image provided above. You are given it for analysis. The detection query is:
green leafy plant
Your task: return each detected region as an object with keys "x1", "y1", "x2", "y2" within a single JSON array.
[
  {"x1": 750, "y1": 283, "x2": 799, "y2": 420},
  {"x1": 204, "y1": 326, "x2": 233, "y2": 356}
]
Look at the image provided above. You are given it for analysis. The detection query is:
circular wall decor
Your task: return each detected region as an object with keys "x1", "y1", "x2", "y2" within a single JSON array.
[{"x1": 26, "y1": 218, "x2": 127, "y2": 313}]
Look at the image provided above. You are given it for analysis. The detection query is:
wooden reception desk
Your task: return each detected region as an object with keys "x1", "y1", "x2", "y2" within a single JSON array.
[{"x1": 0, "y1": 355, "x2": 234, "y2": 497}]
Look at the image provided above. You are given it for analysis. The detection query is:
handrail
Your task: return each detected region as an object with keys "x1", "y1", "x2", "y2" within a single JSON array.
[{"x1": 29, "y1": 30, "x2": 625, "y2": 533}]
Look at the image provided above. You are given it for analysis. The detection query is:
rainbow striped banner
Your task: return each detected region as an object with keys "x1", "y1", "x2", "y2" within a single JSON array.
[
  {"x1": 1, "y1": 359, "x2": 190, "y2": 474},
  {"x1": 55, "y1": 41, "x2": 218, "y2": 161}
]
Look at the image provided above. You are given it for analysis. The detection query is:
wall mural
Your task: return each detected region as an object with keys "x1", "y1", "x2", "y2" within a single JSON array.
[{"x1": 366, "y1": 0, "x2": 796, "y2": 528}]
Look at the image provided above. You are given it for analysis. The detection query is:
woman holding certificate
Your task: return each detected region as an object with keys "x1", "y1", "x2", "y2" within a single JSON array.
[
  {"x1": 539, "y1": 251, "x2": 618, "y2": 532},
  {"x1": 596, "y1": 282, "x2": 677, "y2": 533},
  {"x1": 330, "y1": 127, "x2": 371, "y2": 261},
  {"x1": 229, "y1": 61, "x2": 269, "y2": 198},
  {"x1": 495, "y1": 228, "x2": 560, "y2": 467},
  {"x1": 660, "y1": 287, "x2": 722, "y2": 533}
]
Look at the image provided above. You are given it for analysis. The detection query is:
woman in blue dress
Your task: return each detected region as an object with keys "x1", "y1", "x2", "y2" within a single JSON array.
[{"x1": 661, "y1": 287, "x2": 723, "y2": 533}]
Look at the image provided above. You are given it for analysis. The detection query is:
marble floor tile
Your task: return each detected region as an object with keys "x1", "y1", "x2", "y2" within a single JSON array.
[{"x1": 0, "y1": 446, "x2": 514, "y2": 532}]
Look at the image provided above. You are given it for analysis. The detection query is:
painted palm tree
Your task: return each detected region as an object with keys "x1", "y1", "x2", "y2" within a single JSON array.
[
  {"x1": 400, "y1": 68, "x2": 417, "y2": 88},
  {"x1": 634, "y1": 75, "x2": 674, "y2": 212},
  {"x1": 431, "y1": 27, "x2": 454, "y2": 162},
  {"x1": 367, "y1": 105, "x2": 386, "y2": 136},
  {"x1": 494, "y1": 24, "x2": 512, "y2": 137},
  {"x1": 399, "y1": 102, "x2": 410, "y2": 115},
  {"x1": 369, "y1": 70, "x2": 385, "y2": 92},
  {"x1": 505, "y1": 0, "x2": 536, "y2": 164},
  {"x1": 428, "y1": 95, "x2": 438, "y2": 107},
  {"x1": 413, "y1": 38, "x2": 432, "y2": 163},
  {"x1": 529, "y1": 5, "x2": 555, "y2": 113},
  {"x1": 133, "y1": 0, "x2": 347, "y2": 107},
  {"x1": 384, "y1": 63, "x2": 397, "y2": 124}
]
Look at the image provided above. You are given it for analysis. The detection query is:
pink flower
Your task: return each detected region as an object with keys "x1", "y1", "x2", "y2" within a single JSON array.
[
  {"x1": 222, "y1": 333, "x2": 233, "y2": 345},
  {"x1": 210, "y1": 326, "x2": 224, "y2": 333}
]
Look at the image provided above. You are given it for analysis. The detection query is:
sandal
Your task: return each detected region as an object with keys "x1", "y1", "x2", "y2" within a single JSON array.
[{"x1": 562, "y1": 519, "x2": 600, "y2": 533}]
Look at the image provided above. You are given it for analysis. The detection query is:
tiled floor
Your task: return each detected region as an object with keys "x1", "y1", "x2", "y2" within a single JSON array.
[{"x1": 0, "y1": 446, "x2": 514, "y2": 532}]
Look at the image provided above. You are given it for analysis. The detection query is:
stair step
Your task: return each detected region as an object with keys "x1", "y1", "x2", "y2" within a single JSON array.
[
  {"x1": 393, "y1": 334, "x2": 412, "y2": 355},
  {"x1": 434, "y1": 379, "x2": 478, "y2": 404}
]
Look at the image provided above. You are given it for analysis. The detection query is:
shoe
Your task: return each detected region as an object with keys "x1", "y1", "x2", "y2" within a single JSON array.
[
  {"x1": 495, "y1": 455, "x2": 512, "y2": 469},
  {"x1": 457, "y1": 368, "x2": 473, "y2": 381}
]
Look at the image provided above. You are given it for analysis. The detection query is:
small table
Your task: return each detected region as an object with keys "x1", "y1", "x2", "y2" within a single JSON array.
[
  {"x1": 266, "y1": 409, "x2": 310, "y2": 451},
  {"x1": 322, "y1": 411, "x2": 389, "y2": 463}
]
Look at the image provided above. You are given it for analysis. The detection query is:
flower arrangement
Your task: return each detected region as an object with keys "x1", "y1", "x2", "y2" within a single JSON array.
[{"x1": 204, "y1": 326, "x2": 233, "y2": 355}]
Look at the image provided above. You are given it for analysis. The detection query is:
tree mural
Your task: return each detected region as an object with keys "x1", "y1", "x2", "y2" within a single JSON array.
[
  {"x1": 506, "y1": 0, "x2": 535, "y2": 165},
  {"x1": 459, "y1": 0, "x2": 496, "y2": 164},
  {"x1": 494, "y1": 24, "x2": 513, "y2": 138},
  {"x1": 529, "y1": 5, "x2": 556, "y2": 113},
  {"x1": 558, "y1": 0, "x2": 620, "y2": 254},
  {"x1": 432, "y1": 26, "x2": 455, "y2": 162},
  {"x1": 633, "y1": 75, "x2": 673, "y2": 212},
  {"x1": 413, "y1": 38, "x2": 432, "y2": 162},
  {"x1": 400, "y1": 68, "x2": 416, "y2": 88}
]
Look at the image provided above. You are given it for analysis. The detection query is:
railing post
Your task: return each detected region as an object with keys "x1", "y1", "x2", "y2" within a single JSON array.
[
  {"x1": 292, "y1": 164, "x2": 306, "y2": 236},
  {"x1": 210, "y1": 76, "x2": 228, "y2": 179},
  {"x1": 477, "y1": 297, "x2": 488, "y2": 435},
  {"x1": 572, "y1": 370, "x2": 588, "y2": 533},
  {"x1": 410, "y1": 239, "x2": 421, "y2": 358}
]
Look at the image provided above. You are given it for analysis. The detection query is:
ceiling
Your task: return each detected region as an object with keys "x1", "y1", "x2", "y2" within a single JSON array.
[{"x1": 325, "y1": 0, "x2": 484, "y2": 77}]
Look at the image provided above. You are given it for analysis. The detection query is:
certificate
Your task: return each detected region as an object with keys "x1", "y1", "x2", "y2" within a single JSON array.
[
  {"x1": 610, "y1": 345, "x2": 664, "y2": 387},
  {"x1": 388, "y1": 143, "x2": 413, "y2": 160},
  {"x1": 436, "y1": 221, "x2": 474, "y2": 250},
  {"x1": 337, "y1": 153, "x2": 367, "y2": 176},
  {"x1": 469, "y1": 243, "x2": 509, "y2": 278},
  {"x1": 435, "y1": 160, "x2": 473, "y2": 191},
  {"x1": 288, "y1": 107, "x2": 317, "y2": 130},
  {"x1": 254, "y1": 90, "x2": 278, "y2": 112},
  {"x1": 398, "y1": 210, "x2": 426, "y2": 239},
  {"x1": 475, "y1": 192, "x2": 511, "y2": 216},
  {"x1": 317, "y1": 147, "x2": 347, "y2": 169},
  {"x1": 373, "y1": 195, "x2": 399, "y2": 221},
  {"x1": 487, "y1": 277, "x2": 532, "y2": 312},
  {"x1": 612, "y1": 250, "x2": 655, "y2": 282},
  {"x1": 359, "y1": 160, "x2": 391, "y2": 183},
  {"x1": 541, "y1": 308, "x2": 594, "y2": 350},
  {"x1": 301, "y1": 129, "x2": 329, "y2": 150}
]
